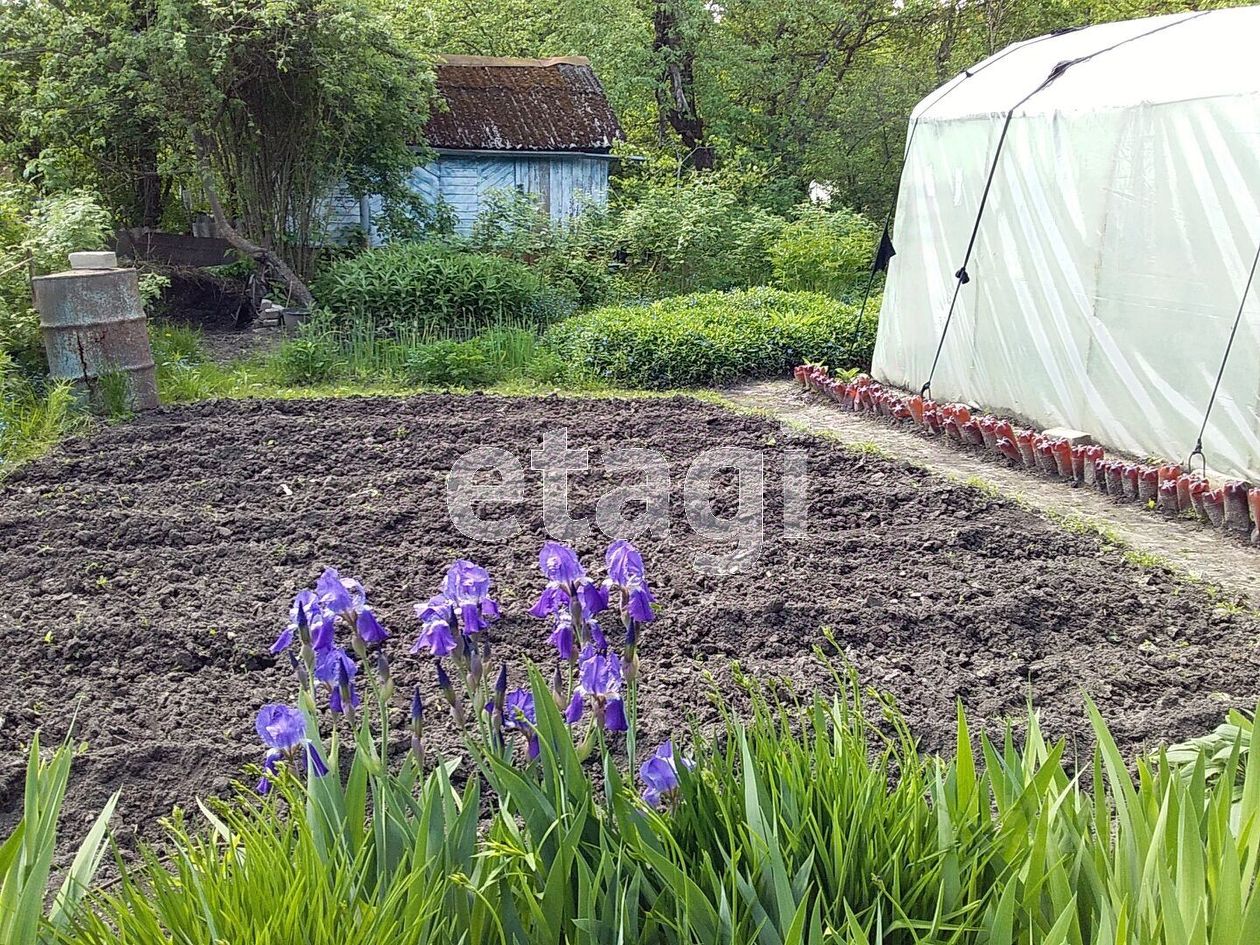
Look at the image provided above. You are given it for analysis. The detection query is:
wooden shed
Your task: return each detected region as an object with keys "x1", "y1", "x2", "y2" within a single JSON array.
[{"x1": 331, "y1": 55, "x2": 624, "y2": 240}]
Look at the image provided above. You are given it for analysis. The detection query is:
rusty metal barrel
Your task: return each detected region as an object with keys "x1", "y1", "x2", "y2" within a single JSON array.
[{"x1": 32, "y1": 265, "x2": 160, "y2": 411}]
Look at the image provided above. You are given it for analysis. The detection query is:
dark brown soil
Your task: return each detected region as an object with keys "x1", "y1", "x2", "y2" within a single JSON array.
[
  {"x1": 2, "y1": 394, "x2": 1258, "y2": 861},
  {"x1": 150, "y1": 266, "x2": 251, "y2": 331}
]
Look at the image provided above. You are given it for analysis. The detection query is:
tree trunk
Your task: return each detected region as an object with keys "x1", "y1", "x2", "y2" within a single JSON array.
[
  {"x1": 194, "y1": 143, "x2": 314, "y2": 308},
  {"x1": 653, "y1": 1, "x2": 714, "y2": 170},
  {"x1": 136, "y1": 138, "x2": 162, "y2": 229}
]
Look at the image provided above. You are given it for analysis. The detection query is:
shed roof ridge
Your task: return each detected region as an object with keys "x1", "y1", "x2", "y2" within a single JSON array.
[{"x1": 436, "y1": 55, "x2": 592, "y2": 68}]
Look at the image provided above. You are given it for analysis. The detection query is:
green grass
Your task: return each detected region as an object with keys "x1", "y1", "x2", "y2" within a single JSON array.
[
  {"x1": 0, "y1": 355, "x2": 85, "y2": 476},
  {"x1": 43, "y1": 658, "x2": 1260, "y2": 945},
  {"x1": 1, "y1": 735, "x2": 117, "y2": 945}
]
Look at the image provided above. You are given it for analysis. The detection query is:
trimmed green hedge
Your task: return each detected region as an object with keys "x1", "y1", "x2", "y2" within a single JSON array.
[
  {"x1": 312, "y1": 242, "x2": 573, "y2": 336},
  {"x1": 544, "y1": 287, "x2": 873, "y2": 389}
]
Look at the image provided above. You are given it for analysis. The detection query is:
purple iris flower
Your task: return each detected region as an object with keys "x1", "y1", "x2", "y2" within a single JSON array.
[
  {"x1": 529, "y1": 583, "x2": 568, "y2": 619},
  {"x1": 564, "y1": 692, "x2": 584, "y2": 724},
  {"x1": 357, "y1": 607, "x2": 389, "y2": 644},
  {"x1": 575, "y1": 647, "x2": 627, "y2": 732},
  {"x1": 606, "y1": 540, "x2": 645, "y2": 586},
  {"x1": 586, "y1": 616, "x2": 608, "y2": 652},
  {"x1": 539, "y1": 542, "x2": 585, "y2": 586},
  {"x1": 532, "y1": 571, "x2": 609, "y2": 655},
  {"x1": 501, "y1": 688, "x2": 539, "y2": 759},
  {"x1": 271, "y1": 589, "x2": 336, "y2": 655},
  {"x1": 256, "y1": 703, "x2": 306, "y2": 751},
  {"x1": 578, "y1": 648, "x2": 623, "y2": 699},
  {"x1": 314, "y1": 647, "x2": 360, "y2": 713},
  {"x1": 640, "y1": 740, "x2": 691, "y2": 808},
  {"x1": 548, "y1": 615, "x2": 576, "y2": 661},
  {"x1": 605, "y1": 539, "x2": 655, "y2": 623},
  {"x1": 501, "y1": 688, "x2": 536, "y2": 731},
  {"x1": 579, "y1": 582, "x2": 610, "y2": 618},
  {"x1": 604, "y1": 699, "x2": 627, "y2": 732},
  {"x1": 254, "y1": 703, "x2": 328, "y2": 793},
  {"x1": 257, "y1": 749, "x2": 284, "y2": 795},
  {"x1": 412, "y1": 595, "x2": 457, "y2": 657},
  {"x1": 441, "y1": 560, "x2": 499, "y2": 634},
  {"x1": 316, "y1": 566, "x2": 365, "y2": 615}
]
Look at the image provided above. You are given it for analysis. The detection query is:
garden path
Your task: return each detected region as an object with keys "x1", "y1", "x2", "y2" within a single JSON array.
[{"x1": 722, "y1": 379, "x2": 1260, "y2": 607}]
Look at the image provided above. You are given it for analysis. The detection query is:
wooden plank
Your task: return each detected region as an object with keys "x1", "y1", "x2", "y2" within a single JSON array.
[{"x1": 112, "y1": 231, "x2": 235, "y2": 268}]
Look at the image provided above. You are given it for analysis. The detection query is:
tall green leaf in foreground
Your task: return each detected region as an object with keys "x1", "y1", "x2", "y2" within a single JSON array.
[
  {"x1": 53, "y1": 666, "x2": 1260, "y2": 944},
  {"x1": 0, "y1": 734, "x2": 117, "y2": 945}
]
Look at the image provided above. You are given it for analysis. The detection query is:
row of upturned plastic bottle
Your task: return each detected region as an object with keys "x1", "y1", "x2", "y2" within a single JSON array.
[{"x1": 794, "y1": 364, "x2": 1260, "y2": 545}]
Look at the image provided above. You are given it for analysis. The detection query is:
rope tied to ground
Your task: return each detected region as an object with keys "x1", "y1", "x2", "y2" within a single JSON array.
[{"x1": 1186, "y1": 233, "x2": 1260, "y2": 473}]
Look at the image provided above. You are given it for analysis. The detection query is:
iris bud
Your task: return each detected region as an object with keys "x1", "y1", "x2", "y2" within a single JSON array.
[
  {"x1": 436, "y1": 661, "x2": 465, "y2": 726},
  {"x1": 410, "y1": 686, "x2": 424, "y2": 765},
  {"x1": 374, "y1": 649, "x2": 394, "y2": 701},
  {"x1": 550, "y1": 664, "x2": 566, "y2": 708},
  {"x1": 288, "y1": 650, "x2": 310, "y2": 691}
]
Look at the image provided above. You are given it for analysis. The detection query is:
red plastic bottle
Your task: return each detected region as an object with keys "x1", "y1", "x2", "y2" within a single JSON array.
[
  {"x1": 1189, "y1": 479, "x2": 1211, "y2": 522},
  {"x1": 996, "y1": 436, "x2": 1021, "y2": 463},
  {"x1": 908, "y1": 395, "x2": 925, "y2": 426},
  {"x1": 1104, "y1": 462, "x2": 1124, "y2": 498},
  {"x1": 1082, "y1": 446, "x2": 1104, "y2": 489},
  {"x1": 1120, "y1": 464, "x2": 1139, "y2": 500},
  {"x1": 1175, "y1": 474, "x2": 1193, "y2": 511},
  {"x1": 1036, "y1": 439, "x2": 1057, "y2": 476},
  {"x1": 1137, "y1": 466, "x2": 1159, "y2": 504},
  {"x1": 1222, "y1": 480, "x2": 1253, "y2": 536},
  {"x1": 1203, "y1": 488, "x2": 1226, "y2": 528},
  {"x1": 1051, "y1": 439, "x2": 1073, "y2": 478},
  {"x1": 961, "y1": 419, "x2": 985, "y2": 446},
  {"x1": 1070, "y1": 445, "x2": 1086, "y2": 484},
  {"x1": 978, "y1": 416, "x2": 998, "y2": 450},
  {"x1": 1157, "y1": 480, "x2": 1180, "y2": 514},
  {"x1": 1015, "y1": 430, "x2": 1037, "y2": 468},
  {"x1": 1250, "y1": 488, "x2": 1260, "y2": 545},
  {"x1": 944, "y1": 418, "x2": 962, "y2": 442}
]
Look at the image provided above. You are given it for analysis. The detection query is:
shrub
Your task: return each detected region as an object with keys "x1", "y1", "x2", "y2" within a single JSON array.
[
  {"x1": 545, "y1": 287, "x2": 871, "y2": 389},
  {"x1": 272, "y1": 334, "x2": 346, "y2": 386},
  {"x1": 769, "y1": 205, "x2": 878, "y2": 300},
  {"x1": 1, "y1": 187, "x2": 113, "y2": 370},
  {"x1": 399, "y1": 338, "x2": 492, "y2": 387},
  {"x1": 605, "y1": 169, "x2": 789, "y2": 295},
  {"x1": 311, "y1": 242, "x2": 568, "y2": 336},
  {"x1": 533, "y1": 252, "x2": 611, "y2": 308}
]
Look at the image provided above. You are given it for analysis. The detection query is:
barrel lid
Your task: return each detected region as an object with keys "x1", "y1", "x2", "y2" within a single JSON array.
[{"x1": 32, "y1": 267, "x2": 139, "y2": 282}]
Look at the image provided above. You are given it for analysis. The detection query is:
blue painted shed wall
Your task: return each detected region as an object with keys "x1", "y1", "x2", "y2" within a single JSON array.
[
  {"x1": 435, "y1": 153, "x2": 610, "y2": 234},
  {"x1": 322, "y1": 153, "x2": 610, "y2": 243}
]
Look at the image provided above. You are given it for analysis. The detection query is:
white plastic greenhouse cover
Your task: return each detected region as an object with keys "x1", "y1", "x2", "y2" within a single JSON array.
[{"x1": 872, "y1": 7, "x2": 1260, "y2": 481}]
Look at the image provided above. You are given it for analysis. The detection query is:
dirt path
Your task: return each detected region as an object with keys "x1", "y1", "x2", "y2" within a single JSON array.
[{"x1": 723, "y1": 380, "x2": 1260, "y2": 606}]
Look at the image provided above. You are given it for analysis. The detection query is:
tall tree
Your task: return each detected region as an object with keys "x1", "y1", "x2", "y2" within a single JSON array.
[
  {"x1": 652, "y1": 0, "x2": 713, "y2": 169},
  {"x1": 1, "y1": 0, "x2": 435, "y2": 303},
  {"x1": 154, "y1": 0, "x2": 436, "y2": 302}
]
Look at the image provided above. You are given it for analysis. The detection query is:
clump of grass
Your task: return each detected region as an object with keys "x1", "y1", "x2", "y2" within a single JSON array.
[
  {"x1": 1, "y1": 735, "x2": 117, "y2": 944},
  {"x1": 0, "y1": 353, "x2": 84, "y2": 474},
  {"x1": 49, "y1": 656, "x2": 1260, "y2": 945},
  {"x1": 263, "y1": 313, "x2": 565, "y2": 390},
  {"x1": 95, "y1": 371, "x2": 134, "y2": 420}
]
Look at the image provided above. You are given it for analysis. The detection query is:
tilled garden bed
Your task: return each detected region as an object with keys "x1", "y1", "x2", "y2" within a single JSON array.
[{"x1": 1, "y1": 393, "x2": 1257, "y2": 855}]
